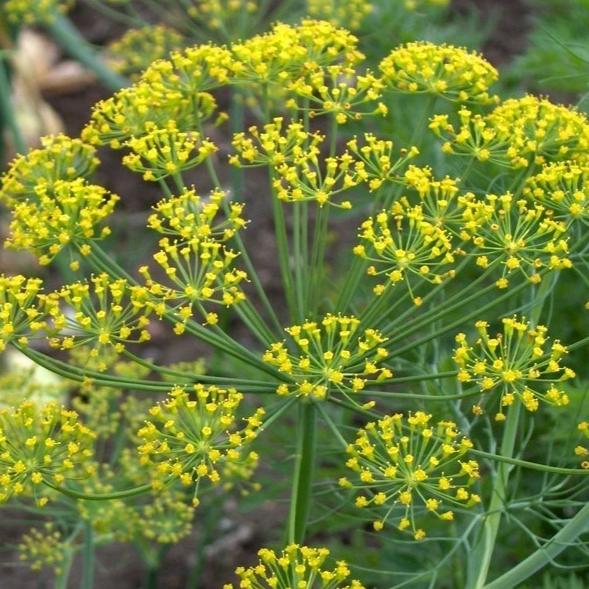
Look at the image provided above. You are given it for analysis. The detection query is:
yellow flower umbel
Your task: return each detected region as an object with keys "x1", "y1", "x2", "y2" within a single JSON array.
[
  {"x1": 229, "y1": 21, "x2": 363, "y2": 87},
  {"x1": 263, "y1": 314, "x2": 391, "y2": 401},
  {"x1": 136, "y1": 385, "x2": 264, "y2": 503},
  {"x1": 0, "y1": 135, "x2": 99, "y2": 207},
  {"x1": 340, "y1": 412, "x2": 480, "y2": 540},
  {"x1": 524, "y1": 161, "x2": 589, "y2": 222},
  {"x1": 347, "y1": 134, "x2": 419, "y2": 193},
  {"x1": 0, "y1": 401, "x2": 96, "y2": 505},
  {"x1": 48, "y1": 274, "x2": 152, "y2": 368},
  {"x1": 402, "y1": 166, "x2": 468, "y2": 231},
  {"x1": 225, "y1": 544, "x2": 365, "y2": 589},
  {"x1": 431, "y1": 97, "x2": 589, "y2": 168},
  {"x1": 453, "y1": 316, "x2": 574, "y2": 418},
  {"x1": 231, "y1": 117, "x2": 358, "y2": 208},
  {"x1": 185, "y1": 0, "x2": 258, "y2": 37},
  {"x1": 2, "y1": 0, "x2": 73, "y2": 24},
  {"x1": 18, "y1": 523, "x2": 68, "y2": 575},
  {"x1": 140, "y1": 237, "x2": 247, "y2": 330},
  {"x1": 288, "y1": 69, "x2": 387, "y2": 124},
  {"x1": 272, "y1": 152, "x2": 358, "y2": 209},
  {"x1": 307, "y1": 0, "x2": 372, "y2": 31},
  {"x1": 461, "y1": 193, "x2": 571, "y2": 288},
  {"x1": 4, "y1": 178, "x2": 119, "y2": 266},
  {"x1": 139, "y1": 492, "x2": 195, "y2": 544},
  {"x1": 122, "y1": 123, "x2": 218, "y2": 182},
  {"x1": 379, "y1": 42, "x2": 498, "y2": 104},
  {"x1": 107, "y1": 25, "x2": 185, "y2": 80},
  {"x1": 140, "y1": 44, "x2": 234, "y2": 98},
  {"x1": 230, "y1": 118, "x2": 323, "y2": 168},
  {"x1": 354, "y1": 204, "x2": 456, "y2": 303},
  {"x1": 82, "y1": 82, "x2": 216, "y2": 149},
  {"x1": 147, "y1": 187, "x2": 246, "y2": 242},
  {"x1": 0, "y1": 275, "x2": 54, "y2": 351}
]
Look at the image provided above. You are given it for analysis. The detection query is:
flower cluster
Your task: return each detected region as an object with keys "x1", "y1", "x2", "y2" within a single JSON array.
[
  {"x1": 18, "y1": 524, "x2": 68, "y2": 574},
  {"x1": 139, "y1": 44, "x2": 233, "y2": 98},
  {"x1": 230, "y1": 20, "x2": 363, "y2": 86},
  {"x1": 0, "y1": 401, "x2": 96, "y2": 505},
  {"x1": 0, "y1": 135, "x2": 99, "y2": 206},
  {"x1": 454, "y1": 317, "x2": 574, "y2": 417},
  {"x1": 4, "y1": 179, "x2": 119, "y2": 265},
  {"x1": 403, "y1": 165, "x2": 466, "y2": 230},
  {"x1": 461, "y1": 193, "x2": 571, "y2": 288},
  {"x1": 379, "y1": 42, "x2": 498, "y2": 103},
  {"x1": 140, "y1": 492, "x2": 195, "y2": 544},
  {"x1": 354, "y1": 204, "x2": 456, "y2": 303},
  {"x1": 47, "y1": 274, "x2": 152, "y2": 367},
  {"x1": 140, "y1": 237, "x2": 247, "y2": 329},
  {"x1": 340, "y1": 412, "x2": 480, "y2": 539},
  {"x1": 82, "y1": 83, "x2": 215, "y2": 149},
  {"x1": 230, "y1": 118, "x2": 324, "y2": 168},
  {"x1": 141, "y1": 179, "x2": 249, "y2": 329},
  {"x1": 185, "y1": 0, "x2": 258, "y2": 36},
  {"x1": 136, "y1": 385, "x2": 264, "y2": 503},
  {"x1": 287, "y1": 69, "x2": 387, "y2": 124},
  {"x1": 0, "y1": 275, "x2": 52, "y2": 351},
  {"x1": 307, "y1": 0, "x2": 372, "y2": 31},
  {"x1": 147, "y1": 187, "x2": 246, "y2": 242},
  {"x1": 263, "y1": 314, "x2": 391, "y2": 401},
  {"x1": 524, "y1": 161, "x2": 589, "y2": 222},
  {"x1": 1, "y1": 0, "x2": 73, "y2": 24},
  {"x1": 347, "y1": 134, "x2": 419, "y2": 192},
  {"x1": 231, "y1": 118, "x2": 359, "y2": 207},
  {"x1": 431, "y1": 97, "x2": 589, "y2": 168},
  {"x1": 107, "y1": 25, "x2": 184, "y2": 79},
  {"x1": 122, "y1": 123, "x2": 218, "y2": 182},
  {"x1": 225, "y1": 545, "x2": 365, "y2": 589}
]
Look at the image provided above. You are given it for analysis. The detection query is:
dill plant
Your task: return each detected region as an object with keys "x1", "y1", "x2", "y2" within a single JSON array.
[{"x1": 0, "y1": 17, "x2": 588, "y2": 589}]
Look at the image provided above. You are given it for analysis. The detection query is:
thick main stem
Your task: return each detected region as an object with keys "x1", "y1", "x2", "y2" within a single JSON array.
[
  {"x1": 484, "y1": 502, "x2": 589, "y2": 589},
  {"x1": 81, "y1": 520, "x2": 95, "y2": 589},
  {"x1": 288, "y1": 402, "x2": 317, "y2": 544},
  {"x1": 467, "y1": 402, "x2": 521, "y2": 589}
]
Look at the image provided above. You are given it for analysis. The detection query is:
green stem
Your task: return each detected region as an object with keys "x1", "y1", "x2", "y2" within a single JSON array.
[
  {"x1": 288, "y1": 402, "x2": 317, "y2": 544},
  {"x1": 483, "y1": 502, "x2": 589, "y2": 589},
  {"x1": 56, "y1": 548, "x2": 74, "y2": 589},
  {"x1": 185, "y1": 497, "x2": 221, "y2": 589},
  {"x1": 44, "y1": 480, "x2": 152, "y2": 501},
  {"x1": 391, "y1": 278, "x2": 531, "y2": 356},
  {"x1": 270, "y1": 177, "x2": 297, "y2": 321},
  {"x1": 81, "y1": 521, "x2": 95, "y2": 589},
  {"x1": 0, "y1": 52, "x2": 25, "y2": 154},
  {"x1": 467, "y1": 403, "x2": 521, "y2": 589},
  {"x1": 46, "y1": 15, "x2": 128, "y2": 91},
  {"x1": 145, "y1": 566, "x2": 158, "y2": 589},
  {"x1": 469, "y1": 448, "x2": 589, "y2": 477}
]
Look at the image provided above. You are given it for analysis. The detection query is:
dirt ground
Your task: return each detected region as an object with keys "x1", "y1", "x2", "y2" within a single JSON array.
[{"x1": 0, "y1": 0, "x2": 531, "y2": 587}]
